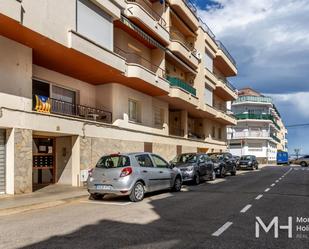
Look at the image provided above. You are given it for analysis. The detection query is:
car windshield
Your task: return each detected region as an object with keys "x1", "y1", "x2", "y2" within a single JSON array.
[
  {"x1": 240, "y1": 156, "x2": 252, "y2": 160},
  {"x1": 187, "y1": 155, "x2": 197, "y2": 163},
  {"x1": 172, "y1": 154, "x2": 196, "y2": 163},
  {"x1": 96, "y1": 155, "x2": 130, "y2": 168}
]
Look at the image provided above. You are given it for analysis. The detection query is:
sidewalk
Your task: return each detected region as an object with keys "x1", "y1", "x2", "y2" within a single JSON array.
[{"x1": 0, "y1": 185, "x2": 88, "y2": 216}]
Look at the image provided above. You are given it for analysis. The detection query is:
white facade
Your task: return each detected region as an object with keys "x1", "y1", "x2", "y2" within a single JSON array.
[{"x1": 227, "y1": 95, "x2": 282, "y2": 163}]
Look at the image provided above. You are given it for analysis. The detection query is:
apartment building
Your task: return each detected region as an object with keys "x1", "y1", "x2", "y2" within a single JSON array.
[
  {"x1": 227, "y1": 88, "x2": 288, "y2": 163},
  {"x1": 0, "y1": 0, "x2": 237, "y2": 195}
]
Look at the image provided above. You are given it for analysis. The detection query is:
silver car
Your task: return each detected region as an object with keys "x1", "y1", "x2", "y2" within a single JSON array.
[{"x1": 87, "y1": 153, "x2": 183, "y2": 202}]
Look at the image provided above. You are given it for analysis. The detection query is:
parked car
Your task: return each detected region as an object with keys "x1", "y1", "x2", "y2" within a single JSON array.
[
  {"x1": 233, "y1": 155, "x2": 240, "y2": 165},
  {"x1": 170, "y1": 153, "x2": 215, "y2": 184},
  {"x1": 294, "y1": 155, "x2": 309, "y2": 167},
  {"x1": 87, "y1": 153, "x2": 183, "y2": 202},
  {"x1": 237, "y1": 155, "x2": 259, "y2": 170},
  {"x1": 208, "y1": 152, "x2": 237, "y2": 177}
]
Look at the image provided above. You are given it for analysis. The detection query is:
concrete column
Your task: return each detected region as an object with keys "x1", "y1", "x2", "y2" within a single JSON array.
[
  {"x1": 71, "y1": 135, "x2": 81, "y2": 187},
  {"x1": 14, "y1": 128, "x2": 32, "y2": 194},
  {"x1": 181, "y1": 110, "x2": 188, "y2": 138},
  {"x1": 5, "y1": 129, "x2": 14, "y2": 195}
]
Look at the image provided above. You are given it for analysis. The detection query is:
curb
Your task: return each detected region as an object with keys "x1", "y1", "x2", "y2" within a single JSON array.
[{"x1": 0, "y1": 195, "x2": 88, "y2": 217}]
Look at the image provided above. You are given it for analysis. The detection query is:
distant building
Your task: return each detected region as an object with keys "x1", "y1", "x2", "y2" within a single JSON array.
[{"x1": 227, "y1": 88, "x2": 288, "y2": 163}]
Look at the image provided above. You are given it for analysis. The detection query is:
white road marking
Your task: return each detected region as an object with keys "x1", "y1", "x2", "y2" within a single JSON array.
[
  {"x1": 255, "y1": 194, "x2": 263, "y2": 200},
  {"x1": 240, "y1": 204, "x2": 252, "y2": 213},
  {"x1": 271, "y1": 183, "x2": 275, "y2": 187},
  {"x1": 265, "y1": 188, "x2": 270, "y2": 192},
  {"x1": 81, "y1": 200, "x2": 132, "y2": 206},
  {"x1": 212, "y1": 222, "x2": 233, "y2": 237},
  {"x1": 275, "y1": 180, "x2": 279, "y2": 183}
]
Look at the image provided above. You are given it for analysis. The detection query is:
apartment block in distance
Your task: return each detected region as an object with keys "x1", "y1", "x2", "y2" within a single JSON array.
[
  {"x1": 0, "y1": 0, "x2": 237, "y2": 195},
  {"x1": 227, "y1": 88, "x2": 288, "y2": 163}
]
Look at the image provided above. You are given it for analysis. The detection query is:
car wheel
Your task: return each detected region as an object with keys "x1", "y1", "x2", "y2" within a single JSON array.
[
  {"x1": 89, "y1": 193, "x2": 104, "y2": 200},
  {"x1": 220, "y1": 167, "x2": 226, "y2": 178},
  {"x1": 231, "y1": 166, "x2": 237, "y2": 176},
  {"x1": 210, "y1": 170, "x2": 216, "y2": 181},
  {"x1": 129, "y1": 181, "x2": 145, "y2": 202},
  {"x1": 300, "y1": 161, "x2": 307, "y2": 167},
  {"x1": 194, "y1": 173, "x2": 200, "y2": 185},
  {"x1": 172, "y1": 177, "x2": 182, "y2": 192}
]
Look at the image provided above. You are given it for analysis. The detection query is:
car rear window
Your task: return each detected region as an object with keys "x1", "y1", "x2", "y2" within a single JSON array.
[
  {"x1": 240, "y1": 156, "x2": 252, "y2": 160},
  {"x1": 96, "y1": 155, "x2": 130, "y2": 168}
]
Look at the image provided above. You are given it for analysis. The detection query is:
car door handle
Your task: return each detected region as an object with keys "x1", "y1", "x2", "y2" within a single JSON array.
[
  {"x1": 159, "y1": 171, "x2": 163, "y2": 173},
  {"x1": 142, "y1": 170, "x2": 148, "y2": 173}
]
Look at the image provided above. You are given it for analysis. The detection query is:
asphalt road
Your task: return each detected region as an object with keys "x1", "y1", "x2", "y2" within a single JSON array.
[{"x1": 0, "y1": 166, "x2": 308, "y2": 249}]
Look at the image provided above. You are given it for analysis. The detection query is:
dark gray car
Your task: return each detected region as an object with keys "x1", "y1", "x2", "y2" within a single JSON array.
[{"x1": 171, "y1": 153, "x2": 216, "y2": 184}]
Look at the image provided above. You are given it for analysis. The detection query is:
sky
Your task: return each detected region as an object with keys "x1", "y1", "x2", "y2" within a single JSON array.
[{"x1": 193, "y1": 0, "x2": 309, "y2": 154}]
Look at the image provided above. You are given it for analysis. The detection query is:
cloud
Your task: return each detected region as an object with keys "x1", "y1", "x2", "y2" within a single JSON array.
[{"x1": 197, "y1": 0, "x2": 309, "y2": 94}]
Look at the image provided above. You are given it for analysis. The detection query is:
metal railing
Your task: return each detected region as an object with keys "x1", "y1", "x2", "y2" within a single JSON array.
[
  {"x1": 166, "y1": 76, "x2": 197, "y2": 96},
  {"x1": 219, "y1": 78, "x2": 237, "y2": 92},
  {"x1": 34, "y1": 97, "x2": 112, "y2": 123},
  {"x1": 235, "y1": 113, "x2": 273, "y2": 121},
  {"x1": 216, "y1": 40, "x2": 237, "y2": 67},
  {"x1": 115, "y1": 46, "x2": 166, "y2": 78},
  {"x1": 233, "y1": 95, "x2": 273, "y2": 104},
  {"x1": 199, "y1": 18, "x2": 216, "y2": 40},
  {"x1": 183, "y1": 0, "x2": 198, "y2": 17},
  {"x1": 126, "y1": 0, "x2": 167, "y2": 28},
  {"x1": 271, "y1": 134, "x2": 281, "y2": 143},
  {"x1": 228, "y1": 131, "x2": 271, "y2": 139}
]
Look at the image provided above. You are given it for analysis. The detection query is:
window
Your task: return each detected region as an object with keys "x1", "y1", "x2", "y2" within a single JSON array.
[
  {"x1": 135, "y1": 154, "x2": 154, "y2": 168},
  {"x1": 77, "y1": 0, "x2": 113, "y2": 50},
  {"x1": 154, "y1": 107, "x2": 164, "y2": 127},
  {"x1": 128, "y1": 99, "x2": 141, "y2": 122},
  {"x1": 204, "y1": 86, "x2": 213, "y2": 106},
  {"x1": 96, "y1": 155, "x2": 130, "y2": 168},
  {"x1": 152, "y1": 155, "x2": 169, "y2": 168},
  {"x1": 218, "y1": 128, "x2": 222, "y2": 140},
  {"x1": 204, "y1": 51, "x2": 213, "y2": 72},
  {"x1": 52, "y1": 85, "x2": 76, "y2": 104},
  {"x1": 212, "y1": 126, "x2": 216, "y2": 138}
]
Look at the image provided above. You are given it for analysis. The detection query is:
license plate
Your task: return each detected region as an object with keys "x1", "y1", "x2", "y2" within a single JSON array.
[
  {"x1": 96, "y1": 185, "x2": 112, "y2": 190},
  {"x1": 241, "y1": 165, "x2": 247, "y2": 168}
]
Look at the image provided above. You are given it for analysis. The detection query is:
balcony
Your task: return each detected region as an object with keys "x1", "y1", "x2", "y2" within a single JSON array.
[
  {"x1": 216, "y1": 110, "x2": 237, "y2": 125},
  {"x1": 203, "y1": 104, "x2": 217, "y2": 118},
  {"x1": 33, "y1": 96, "x2": 112, "y2": 124},
  {"x1": 215, "y1": 78, "x2": 238, "y2": 101},
  {"x1": 166, "y1": 76, "x2": 196, "y2": 96},
  {"x1": 233, "y1": 95, "x2": 273, "y2": 105},
  {"x1": 235, "y1": 113, "x2": 273, "y2": 121},
  {"x1": 228, "y1": 131, "x2": 271, "y2": 140},
  {"x1": 115, "y1": 47, "x2": 170, "y2": 95},
  {"x1": 204, "y1": 68, "x2": 218, "y2": 87},
  {"x1": 125, "y1": 0, "x2": 170, "y2": 45},
  {"x1": 199, "y1": 18, "x2": 217, "y2": 54},
  {"x1": 169, "y1": 0, "x2": 199, "y2": 31},
  {"x1": 169, "y1": 27, "x2": 199, "y2": 68},
  {"x1": 214, "y1": 40, "x2": 237, "y2": 77},
  {"x1": 271, "y1": 134, "x2": 281, "y2": 143}
]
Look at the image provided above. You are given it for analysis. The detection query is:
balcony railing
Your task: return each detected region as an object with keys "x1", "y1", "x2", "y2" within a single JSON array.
[
  {"x1": 216, "y1": 40, "x2": 237, "y2": 67},
  {"x1": 34, "y1": 96, "x2": 112, "y2": 123},
  {"x1": 166, "y1": 76, "x2": 196, "y2": 96},
  {"x1": 126, "y1": 0, "x2": 167, "y2": 28},
  {"x1": 271, "y1": 134, "x2": 281, "y2": 143},
  {"x1": 229, "y1": 131, "x2": 270, "y2": 139},
  {"x1": 199, "y1": 18, "x2": 216, "y2": 41},
  {"x1": 235, "y1": 113, "x2": 273, "y2": 121},
  {"x1": 233, "y1": 95, "x2": 273, "y2": 104},
  {"x1": 183, "y1": 0, "x2": 198, "y2": 17},
  {"x1": 219, "y1": 78, "x2": 237, "y2": 93},
  {"x1": 115, "y1": 46, "x2": 166, "y2": 78}
]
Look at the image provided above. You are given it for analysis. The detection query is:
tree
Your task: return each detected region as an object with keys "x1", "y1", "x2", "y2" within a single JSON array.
[{"x1": 294, "y1": 148, "x2": 300, "y2": 159}]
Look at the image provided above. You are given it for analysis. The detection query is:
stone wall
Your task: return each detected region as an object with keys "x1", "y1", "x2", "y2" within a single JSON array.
[
  {"x1": 80, "y1": 137, "x2": 144, "y2": 169},
  {"x1": 153, "y1": 143, "x2": 177, "y2": 161},
  {"x1": 14, "y1": 128, "x2": 32, "y2": 194}
]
